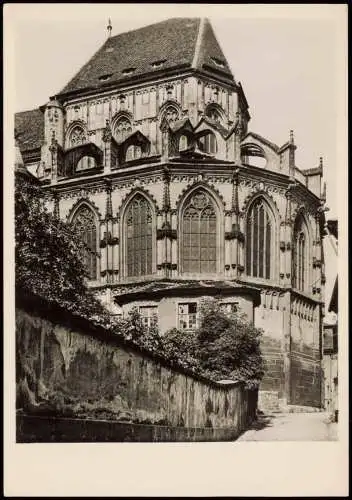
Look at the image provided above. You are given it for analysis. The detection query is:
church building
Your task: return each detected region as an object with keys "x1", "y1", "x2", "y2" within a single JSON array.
[{"x1": 15, "y1": 17, "x2": 327, "y2": 410}]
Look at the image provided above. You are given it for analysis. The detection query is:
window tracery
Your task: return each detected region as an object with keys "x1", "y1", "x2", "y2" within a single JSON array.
[
  {"x1": 292, "y1": 215, "x2": 309, "y2": 291},
  {"x1": 206, "y1": 107, "x2": 222, "y2": 123},
  {"x1": 114, "y1": 117, "x2": 132, "y2": 143},
  {"x1": 162, "y1": 105, "x2": 179, "y2": 126},
  {"x1": 125, "y1": 194, "x2": 153, "y2": 277},
  {"x1": 246, "y1": 198, "x2": 274, "y2": 280},
  {"x1": 182, "y1": 190, "x2": 217, "y2": 274},
  {"x1": 71, "y1": 205, "x2": 98, "y2": 280},
  {"x1": 69, "y1": 126, "x2": 86, "y2": 147}
]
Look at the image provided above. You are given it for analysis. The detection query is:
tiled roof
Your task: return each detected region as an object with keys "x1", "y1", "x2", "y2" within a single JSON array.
[
  {"x1": 58, "y1": 18, "x2": 234, "y2": 97},
  {"x1": 15, "y1": 108, "x2": 44, "y2": 153},
  {"x1": 195, "y1": 18, "x2": 233, "y2": 79}
]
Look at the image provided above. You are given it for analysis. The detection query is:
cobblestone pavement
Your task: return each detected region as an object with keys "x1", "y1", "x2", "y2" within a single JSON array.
[{"x1": 238, "y1": 412, "x2": 338, "y2": 441}]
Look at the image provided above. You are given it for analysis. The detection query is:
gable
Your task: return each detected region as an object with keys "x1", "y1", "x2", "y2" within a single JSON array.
[{"x1": 194, "y1": 18, "x2": 234, "y2": 80}]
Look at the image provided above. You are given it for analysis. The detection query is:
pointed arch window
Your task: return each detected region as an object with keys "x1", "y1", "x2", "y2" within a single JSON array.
[
  {"x1": 246, "y1": 198, "x2": 274, "y2": 279},
  {"x1": 292, "y1": 215, "x2": 308, "y2": 291},
  {"x1": 68, "y1": 126, "x2": 86, "y2": 147},
  {"x1": 125, "y1": 194, "x2": 153, "y2": 277},
  {"x1": 71, "y1": 205, "x2": 98, "y2": 280},
  {"x1": 182, "y1": 190, "x2": 217, "y2": 274},
  {"x1": 205, "y1": 107, "x2": 222, "y2": 123},
  {"x1": 68, "y1": 126, "x2": 92, "y2": 170},
  {"x1": 114, "y1": 117, "x2": 132, "y2": 143},
  {"x1": 162, "y1": 105, "x2": 179, "y2": 126}
]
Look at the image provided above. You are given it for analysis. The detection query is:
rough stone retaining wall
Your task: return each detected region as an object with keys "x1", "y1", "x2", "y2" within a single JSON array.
[{"x1": 16, "y1": 294, "x2": 257, "y2": 442}]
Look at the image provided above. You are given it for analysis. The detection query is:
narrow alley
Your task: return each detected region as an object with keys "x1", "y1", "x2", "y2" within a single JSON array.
[{"x1": 238, "y1": 411, "x2": 338, "y2": 441}]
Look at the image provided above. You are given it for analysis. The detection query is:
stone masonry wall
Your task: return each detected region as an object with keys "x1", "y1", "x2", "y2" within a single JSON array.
[{"x1": 16, "y1": 300, "x2": 256, "y2": 433}]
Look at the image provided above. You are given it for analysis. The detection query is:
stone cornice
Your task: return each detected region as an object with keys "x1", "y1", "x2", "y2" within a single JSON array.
[
  {"x1": 39, "y1": 158, "x2": 321, "y2": 210},
  {"x1": 237, "y1": 277, "x2": 322, "y2": 306},
  {"x1": 55, "y1": 68, "x2": 236, "y2": 108}
]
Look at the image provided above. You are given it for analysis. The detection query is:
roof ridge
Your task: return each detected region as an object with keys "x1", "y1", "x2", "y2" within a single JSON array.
[
  {"x1": 109, "y1": 17, "x2": 200, "y2": 41},
  {"x1": 192, "y1": 17, "x2": 206, "y2": 69}
]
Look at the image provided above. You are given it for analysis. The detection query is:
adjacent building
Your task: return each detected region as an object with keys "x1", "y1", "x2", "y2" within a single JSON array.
[
  {"x1": 322, "y1": 219, "x2": 338, "y2": 419},
  {"x1": 15, "y1": 17, "x2": 327, "y2": 410}
]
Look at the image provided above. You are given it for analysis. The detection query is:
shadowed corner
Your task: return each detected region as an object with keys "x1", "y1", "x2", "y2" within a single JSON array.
[{"x1": 245, "y1": 412, "x2": 275, "y2": 431}]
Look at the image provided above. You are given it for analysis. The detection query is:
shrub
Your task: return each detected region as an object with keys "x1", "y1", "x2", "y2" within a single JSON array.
[
  {"x1": 15, "y1": 171, "x2": 110, "y2": 322},
  {"x1": 161, "y1": 298, "x2": 264, "y2": 388}
]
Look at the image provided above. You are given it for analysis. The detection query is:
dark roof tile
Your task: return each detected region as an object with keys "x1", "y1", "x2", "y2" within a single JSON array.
[
  {"x1": 58, "y1": 18, "x2": 234, "y2": 97},
  {"x1": 15, "y1": 108, "x2": 44, "y2": 153},
  {"x1": 195, "y1": 19, "x2": 233, "y2": 79}
]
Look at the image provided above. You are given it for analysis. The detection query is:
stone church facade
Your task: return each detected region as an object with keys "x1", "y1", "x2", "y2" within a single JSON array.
[{"x1": 15, "y1": 18, "x2": 327, "y2": 410}]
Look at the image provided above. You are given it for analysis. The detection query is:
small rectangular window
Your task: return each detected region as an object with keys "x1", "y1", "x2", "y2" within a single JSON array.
[
  {"x1": 220, "y1": 302, "x2": 239, "y2": 315},
  {"x1": 178, "y1": 302, "x2": 198, "y2": 330},
  {"x1": 139, "y1": 306, "x2": 158, "y2": 328}
]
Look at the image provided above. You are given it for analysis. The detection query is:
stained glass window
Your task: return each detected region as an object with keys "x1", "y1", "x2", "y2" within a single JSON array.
[
  {"x1": 71, "y1": 205, "x2": 98, "y2": 280},
  {"x1": 182, "y1": 190, "x2": 217, "y2": 274},
  {"x1": 292, "y1": 216, "x2": 307, "y2": 291},
  {"x1": 125, "y1": 195, "x2": 153, "y2": 277},
  {"x1": 246, "y1": 198, "x2": 273, "y2": 279}
]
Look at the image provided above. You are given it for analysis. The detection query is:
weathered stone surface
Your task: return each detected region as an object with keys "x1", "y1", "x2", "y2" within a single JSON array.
[{"x1": 16, "y1": 307, "x2": 257, "y2": 435}]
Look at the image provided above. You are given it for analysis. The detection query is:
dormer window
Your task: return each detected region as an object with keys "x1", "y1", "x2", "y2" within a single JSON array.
[
  {"x1": 122, "y1": 67, "x2": 136, "y2": 75},
  {"x1": 105, "y1": 47, "x2": 114, "y2": 53},
  {"x1": 99, "y1": 73, "x2": 113, "y2": 82},
  {"x1": 151, "y1": 59, "x2": 166, "y2": 69},
  {"x1": 211, "y1": 57, "x2": 225, "y2": 68}
]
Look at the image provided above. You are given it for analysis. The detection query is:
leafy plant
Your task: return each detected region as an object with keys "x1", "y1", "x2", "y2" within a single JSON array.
[
  {"x1": 161, "y1": 298, "x2": 264, "y2": 388},
  {"x1": 15, "y1": 171, "x2": 114, "y2": 325}
]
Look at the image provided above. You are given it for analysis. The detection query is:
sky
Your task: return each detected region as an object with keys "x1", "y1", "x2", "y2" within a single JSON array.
[{"x1": 8, "y1": 4, "x2": 347, "y2": 219}]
